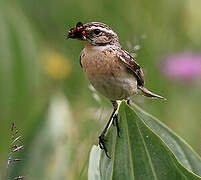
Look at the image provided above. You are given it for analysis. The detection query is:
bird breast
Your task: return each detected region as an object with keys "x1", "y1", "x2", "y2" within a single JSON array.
[{"x1": 80, "y1": 46, "x2": 138, "y2": 100}]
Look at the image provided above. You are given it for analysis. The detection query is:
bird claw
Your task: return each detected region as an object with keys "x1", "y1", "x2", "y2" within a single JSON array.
[
  {"x1": 99, "y1": 135, "x2": 111, "y2": 158},
  {"x1": 98, "y1": 102, "x2": 120, "y2": 159}
]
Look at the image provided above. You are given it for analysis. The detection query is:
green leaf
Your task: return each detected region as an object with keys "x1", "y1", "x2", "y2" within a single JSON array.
[
  {"x1": 88, "y1": 145, "x2": 101, "y2": 180},
  {"x1": 99, "y1": 101, "x2": 201, "y2": 180},
  {"x1": 132, "y1": 103, "x2": 201, "y2": 177},
  {"x1": 0, "y1": 2, "x2": 44, "y2": 155}
]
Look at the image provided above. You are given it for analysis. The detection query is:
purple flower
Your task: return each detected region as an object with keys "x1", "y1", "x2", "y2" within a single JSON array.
[{"x1": 161, "y1": 52, "x2": 201, "y2": 82}]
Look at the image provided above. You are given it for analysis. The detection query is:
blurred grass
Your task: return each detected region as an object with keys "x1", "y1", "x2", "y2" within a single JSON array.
[{"x1": 1, "y1": 0, "x2": 201, "y2": 179}]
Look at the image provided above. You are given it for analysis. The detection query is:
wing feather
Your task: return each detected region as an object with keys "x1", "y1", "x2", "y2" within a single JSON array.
[{"x1": 117, "y1": 49, "x2": 145, "y2": 86}]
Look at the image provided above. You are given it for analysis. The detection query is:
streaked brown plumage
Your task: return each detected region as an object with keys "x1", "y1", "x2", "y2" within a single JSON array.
[{"x1": 67, "y1": 21, "x2": 166, "y2": 157}]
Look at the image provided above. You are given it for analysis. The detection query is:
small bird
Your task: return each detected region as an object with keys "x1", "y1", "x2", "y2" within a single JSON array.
[{"x1": 67, "y1": 22, "x2": 166, "y2": 157}]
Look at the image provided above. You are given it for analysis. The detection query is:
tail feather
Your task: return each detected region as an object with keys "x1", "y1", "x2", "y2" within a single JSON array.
[{"x1": 138, "y1": 86, "x2": 167, "y2": 100}]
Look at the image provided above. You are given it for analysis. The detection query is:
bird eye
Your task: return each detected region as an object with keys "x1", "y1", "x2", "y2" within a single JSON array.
[{"x1": 93, "y1": 29, "x2": 101, "y2": 35}]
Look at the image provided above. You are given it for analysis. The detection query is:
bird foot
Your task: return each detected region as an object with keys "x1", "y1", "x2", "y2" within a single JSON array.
[{"x1": 99, "y1": 134, "x2": 110, "y2": 158}]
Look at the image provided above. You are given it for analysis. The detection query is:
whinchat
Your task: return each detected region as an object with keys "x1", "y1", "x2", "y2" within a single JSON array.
[{"x1": 67, "y1": 22, "x2": 166, "y2": 157}]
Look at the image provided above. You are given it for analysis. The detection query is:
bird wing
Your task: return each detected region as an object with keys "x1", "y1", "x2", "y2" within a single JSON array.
[
  {"x1": 79, "y1": 54, "x2": 83, "y2": 68},
  {"x1": 117, "y1": 49, "x2": 145, "y2": 86},
  {"x1": 79, "y1": 50, "x2": 84, "y2": 68}
]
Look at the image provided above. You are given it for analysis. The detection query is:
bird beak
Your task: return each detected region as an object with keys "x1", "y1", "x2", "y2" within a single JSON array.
[
  {"x1": 67, "y1": 28, "x2": 76, "y2": 39},
  {"x1": 67, "y1": 32, "x2": 73, "y2": 39},
  {"x1": 67, "y1": 30, "x2": 86, "y2": 40}
]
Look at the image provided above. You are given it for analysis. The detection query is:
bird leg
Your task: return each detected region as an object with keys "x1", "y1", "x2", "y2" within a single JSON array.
[
  {"x1": 99, "y1": 101, "x2": 118, "y2": 158},
  {"x1": 112, "y1": 114, "x2": 120, "y2": 137}
]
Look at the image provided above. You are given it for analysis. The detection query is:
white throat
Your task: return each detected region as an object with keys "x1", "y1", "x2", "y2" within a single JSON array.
[{"x1": 92, "y1": 44, "x2": 114, "y2": 50}]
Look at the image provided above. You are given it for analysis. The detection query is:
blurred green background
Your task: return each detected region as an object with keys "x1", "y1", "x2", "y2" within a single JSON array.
[{"x1": 1, "y1": 0, "x2": 201, "y2": 179}]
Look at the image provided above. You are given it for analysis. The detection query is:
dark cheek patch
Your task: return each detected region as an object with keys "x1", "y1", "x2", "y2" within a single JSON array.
[{"x1": 94, "y1": 35, "x2": 110, "y2": 45}]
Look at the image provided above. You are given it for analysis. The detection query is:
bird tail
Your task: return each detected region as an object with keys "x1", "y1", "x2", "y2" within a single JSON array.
[{"x1": 138, "y1": 86, "x2": 167, "y2": 100}]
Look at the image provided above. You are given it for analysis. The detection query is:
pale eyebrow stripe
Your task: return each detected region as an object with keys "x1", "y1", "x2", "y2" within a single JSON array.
[{"x1": 87, "y1": 26, "x2": 117, "y2": 36}]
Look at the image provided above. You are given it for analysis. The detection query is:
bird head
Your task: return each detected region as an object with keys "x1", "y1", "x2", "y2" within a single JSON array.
[{"x1": 67, "y1": 22, "x2": 119, "y2": 46}]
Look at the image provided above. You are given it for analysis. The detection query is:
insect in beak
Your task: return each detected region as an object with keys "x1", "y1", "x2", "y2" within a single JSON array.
[{"x1": 67, "y1": 22, "x2": 86, "y2": 40}]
